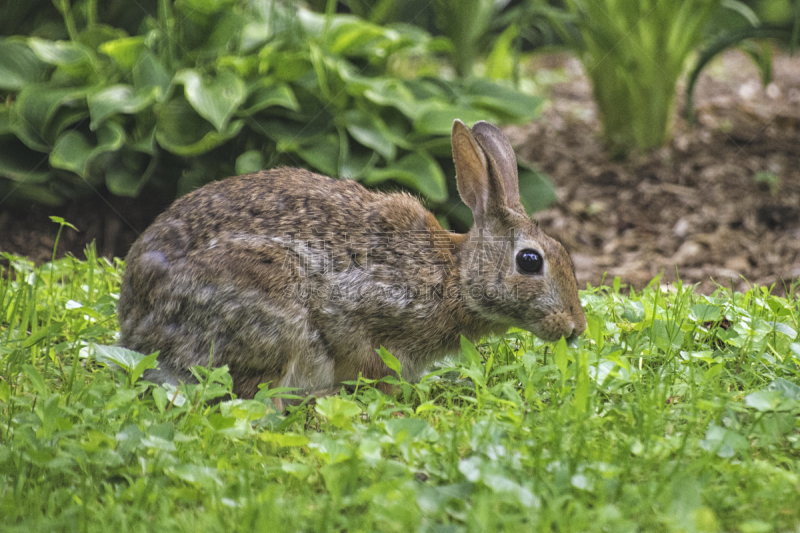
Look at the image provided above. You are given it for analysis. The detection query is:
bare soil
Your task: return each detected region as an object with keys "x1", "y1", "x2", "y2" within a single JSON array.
[
  {"x1": 1, "y1": 49, "x2": 799, "y2": 294},
  {"x1": 509, "y1": 49, "x2": 800, "y2": 294}
]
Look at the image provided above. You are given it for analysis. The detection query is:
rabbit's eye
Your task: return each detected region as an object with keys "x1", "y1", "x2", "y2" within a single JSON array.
[{"x1": 516, "y1": 249, "x2": 543, "y2": 274}]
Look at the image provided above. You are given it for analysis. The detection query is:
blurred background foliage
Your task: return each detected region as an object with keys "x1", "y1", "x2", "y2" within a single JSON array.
[
  {"x1": 0, "y1": 0, "x2": 551, "y2": 231},
  {"x1": 0, "y1": 0, "x2": 797, "y2": 227}
]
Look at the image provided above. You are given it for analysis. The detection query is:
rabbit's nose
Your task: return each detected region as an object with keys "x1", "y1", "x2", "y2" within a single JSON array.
[{"x1": 565, "y1": 318, "x2": 586, "y2": 341}]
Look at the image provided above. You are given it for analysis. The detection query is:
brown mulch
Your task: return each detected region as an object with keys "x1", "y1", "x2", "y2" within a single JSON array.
[
  {"x1": 1, "y1": 49, "x2": 799, "y2": 295},
  {"x1": 508, "y1": 49, "x2": 800, "y2": 294}
]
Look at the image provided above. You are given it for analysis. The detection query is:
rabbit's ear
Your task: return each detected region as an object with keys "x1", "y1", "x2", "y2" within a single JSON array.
[
  {"x1": 471, "y1": 121, "x2": 526, "y2": 215},
  {"x1": 452, "y1": 119, "x2": 507, "y2": 222}
]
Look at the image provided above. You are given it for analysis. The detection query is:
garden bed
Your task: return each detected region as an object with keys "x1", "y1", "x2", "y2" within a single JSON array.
[
  {"x1": 512, "y1": 49, "x2": 800, "y2": 293},
  {"x1": 1, "y1": 50, "x2": 799, "y2": 294}
]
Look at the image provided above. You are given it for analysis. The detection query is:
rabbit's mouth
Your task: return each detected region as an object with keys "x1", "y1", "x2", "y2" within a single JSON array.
[{"x1": 528, "y1": 312, "x2": 585, "y2": 342}]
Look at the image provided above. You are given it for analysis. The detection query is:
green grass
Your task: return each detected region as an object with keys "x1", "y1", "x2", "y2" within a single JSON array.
[{"x1": 1, "y1": 247, "x2": 799, "y2": 532}]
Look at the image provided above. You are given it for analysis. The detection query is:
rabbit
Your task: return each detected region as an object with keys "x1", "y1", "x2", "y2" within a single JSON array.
[{"x1": 117, "y1": 119, "x2": 587, "y2": 403}]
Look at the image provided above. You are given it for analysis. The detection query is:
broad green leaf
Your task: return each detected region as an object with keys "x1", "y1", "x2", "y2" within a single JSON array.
[
  {"x1": 699, "y1": 424, "x2": 748, "y2": 458},
  {"x1": 485, "y1": 24, "x2": 518, "y2": 80},
  {"x1": 768, "y1": 378, "x2": 800, "y2": 399},
  {"x1": 27, "y1": 37, "x2": 96, "y2": 81},
  {"x1": 378, "y1": 346, "x2": 402, "y2": 376},
  {"x1": 771, "y1": 321, "x2": 797, "y2": 339},
  {"x1": 177, "y1": 0, "x2": 238, "y2": 16},
  {"x1": 152, "y1": 387, "x2": 169, "y2": 413},
  {"x1": 518, "y1": 166, "x2": 556, "y2": 214},
  {"x1": 460, "y1": 336, "x2": 482, "y2": 367},
  {"x1": 651, "y1": 319, "x2": 684, "y2": 353},
  {"x1": 0, "y1": 40, "x2": 49, "y2": 90},
  {"x1": 586, "y1": 314, "x2": 605, "y2": 350},
  {"x1": 315, "y1": 396, "x2": 361, "y2": 429},
  {"x1": 689, "y1": 304, "x2": 722, "y2": 322},
  {"x1": 131, "y1": 351, "x2": 159, "y2": 384},
  {"x1": 174, "y1": 69, "x2": 246, "y2": 131},
  {"x1": 93, "y1": 344, "x2": 151, "y2": 373},
  {"x1": 382, "y1": 418, "x2": 438, "y2": 442},
  {"x1": 0, "y1": 181, "x2": 64, "y2": 205},
  {"x1": 88, "y1": 85, "x2": 158, "y2": 130},
  {"x1": 235, "y1": 150, "x2": 265, "y2": 175},
  {"x1": 105, "y1": 149, "x2": 157, "y2": 197},
  {"x1": 328, "y1": 20, "x2": 387, "y2": 55},
  {"x1": 363, "y1": 152, "x2": 447, "y2": 202},
  {"x1": 10, "y1": 85, "x2": 88, "y2": 151},
  {"x1": 50, "y1": 122, "x2": 126, "y2": 178},
  {"x1": 222, "y1": 399, "x2": 268, "y2": 422},
  {"x1": 294, "y1": 134, "x2": 340, "y2": 176},
  {"x1": 359, "y1": 78, "x2": 421, "y2": 119},
  {"x1": 0, "y1": 140, "x2": 52, "y2": 183},
  {"x1": 415, "y1": 107, "x2": 487, "y2": 136},
  {"x1": 156, "y1": 97, "x2": 244, "y2": 157},
  {"x1": 259, "y1": 432, "x2": 310, "y2": 447},
  {"x1": 462, "y1": 79, "x2": 544, "y2": 122},
  {"x1": 28, "y1": 37, "x2": 91, "y2": 66},
  {"x1": 131, "y1": 50, "x2": 171, "y2": 94},
  {"x1": 241, "y1": 82, "x2": 299, "y2": 114},
  {"x1": 167, "y1": 465, "x2": 221, "y2": 487},
  {"x1": 98, "y1": 36, "x2": 147, "y2": 69},
  {"x1": 343, "y1": 109, "x2": 396, "y2": 160},
  {"x1": 22, "y1": 364, "x2": 48, "y2": 395},
  {"x1": 744, "y1": 390, "x2": 784, "y2": 412}
]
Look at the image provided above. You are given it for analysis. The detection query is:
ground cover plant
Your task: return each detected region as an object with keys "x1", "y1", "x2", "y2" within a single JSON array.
[
  {"x1": 1, "y1": 234, "x2": 799, "y2": 531},
  {"x1": 543, "y1": 0, "x2": 787, "y2": 157}
]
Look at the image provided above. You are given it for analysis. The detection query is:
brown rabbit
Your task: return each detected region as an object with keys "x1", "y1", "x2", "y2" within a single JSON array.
[{"x1": 118, "y1": 120, "x2": 586, "y2": 401}]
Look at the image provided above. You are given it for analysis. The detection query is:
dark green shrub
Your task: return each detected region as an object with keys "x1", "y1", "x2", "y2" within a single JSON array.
[{"x1": 0, "y1": 0, "x2": 554, "y2": 228}]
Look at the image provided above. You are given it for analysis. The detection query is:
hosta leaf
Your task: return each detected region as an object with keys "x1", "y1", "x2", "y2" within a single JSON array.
[
  {"x1": 359, "y1": 78, "x2": 421, "y2": 119},
  {"x1": 10, "y1": 85, "x2": 88, "y2": 151},
  {"x1": 415, "y1": 107, "x2": 488, "y2": 136},
  {"x1": 167, "y1": 465, "x2": 221, "y2": 488},
  {"x1": 462, "y1": 79, "x2": 544, "y2": 122},
  {"x1": 88, "y1": 85, "x2": 158, "y2": 130},
  {"x1": 50, "y1": 122, "x2": 125, "y2": 178},
  {"x1": 0, "y1": 40, "x2": 49, "y2": 90},
  {"x1": 241, "y1": 82, "x2": 299, "y2": 114},
  {"x1": 132, "y1": 51, "x2": 171, "y2": 95},
  {"x1": 28, "y1": 37, "x2": 92, "y2": 66},
  {"x1": 27, "y1": 37, "x2": 97, "y2": 81},
  {"x1": 344, "y1": 109, "x2": 396, "y2": 160},
  {"x1": 0, "y1": 139, "x2": 51, "y2": 183},
  {"x1": 518, "y1": 166, "x2": 556, "y2": 213},
  {"x1": 0, "y1": 181, "x2": 64, "y2": 206},
  {"x1": 176, "y1": 0, "x2": 238, "y2": 16},
  {"x1": 174, "y1": 69, "x2": 246, "y2": 131},
  {"x1": 328, "y1": 20, "x2": 387, "y2": 55},
  {"x1": 363, "y1": 151, "x2": 447, "y2": 202},
  {"x1": 235, "y1": 150, "x2": 265, "y2": 175},
  {"x1": 156, "y1": 96, "x2": 244, "y2": 156},
  {"x1": 98, "y1": 36, "x2": 147, "y2": 69},
  {"x1": 105, "y1": 149, "x2": 158, "y2": 197},
  {"x1": 294, "y1": 134, "x2": 340, "y2": 176}
]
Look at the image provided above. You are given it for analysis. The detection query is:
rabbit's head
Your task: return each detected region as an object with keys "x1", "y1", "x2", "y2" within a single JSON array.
[{"x1": 452, "y1": 120, "x2": 586, "y2": 342}]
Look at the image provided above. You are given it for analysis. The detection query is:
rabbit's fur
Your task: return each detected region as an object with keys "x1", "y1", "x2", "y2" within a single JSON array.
[{"x1": 118, "y1": 120, "x2": 586, "y2": 400}]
